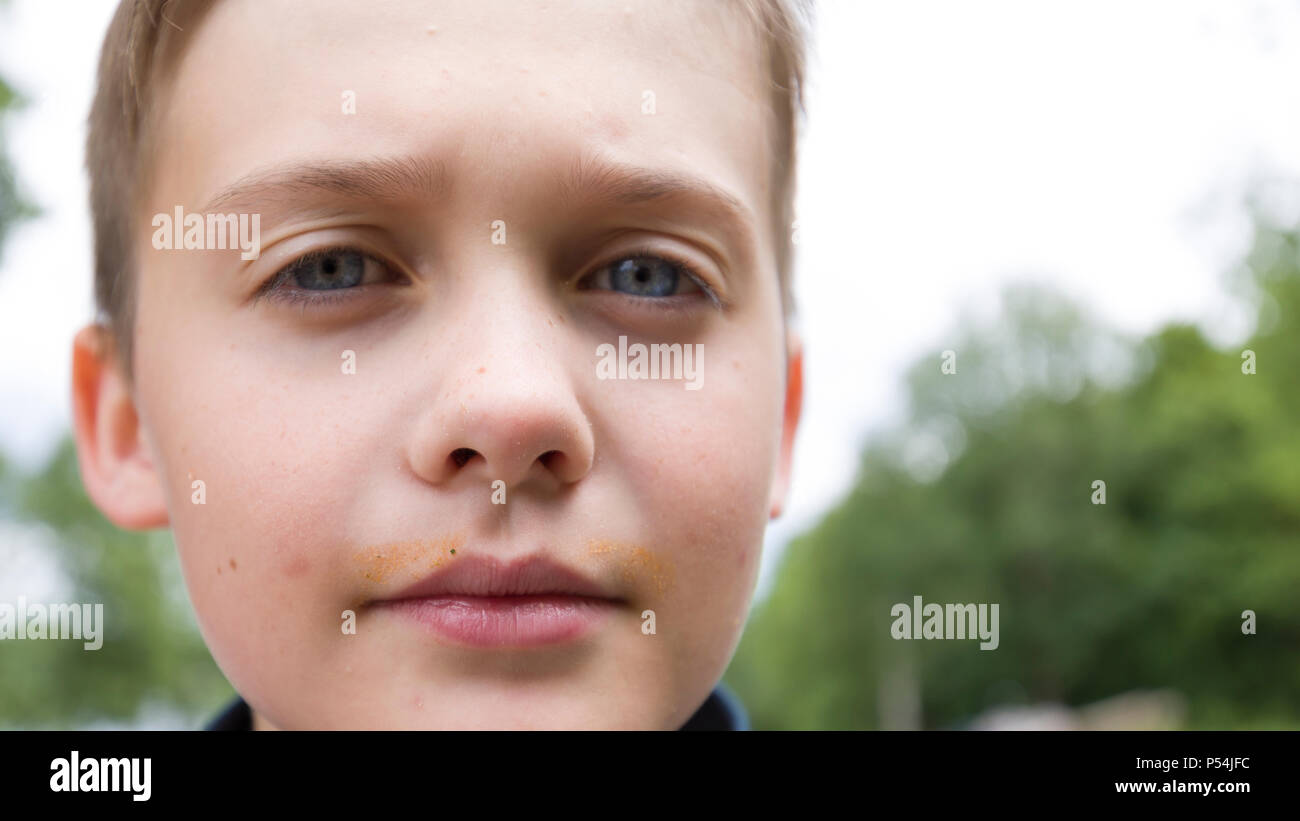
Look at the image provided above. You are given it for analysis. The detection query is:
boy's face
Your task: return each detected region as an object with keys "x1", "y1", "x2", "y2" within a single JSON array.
[{"x1": 75, "y1": 0, "x2": 800, "y2": 728}]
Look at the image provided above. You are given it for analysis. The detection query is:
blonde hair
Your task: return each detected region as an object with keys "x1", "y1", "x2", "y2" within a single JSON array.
[{"x1": 87, "y1": 0, "x2": 813, "y2": 378}]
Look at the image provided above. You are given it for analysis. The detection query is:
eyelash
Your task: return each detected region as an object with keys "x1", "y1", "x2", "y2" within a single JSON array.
[
  {"x1": 255, "y1": 246, "x2": 402, "y2": 310},
  {"x1": 581, "y1": 246, "x2": 722, "y2": 307},
  {"x1": 255, "y1": 244, "x2": 722, "y2": 311}
]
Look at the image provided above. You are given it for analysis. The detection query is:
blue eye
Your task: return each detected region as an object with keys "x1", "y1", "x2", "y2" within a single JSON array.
[
  {"x1": 585, "y1": 253, "x2": 705, "y2": 298},
  {"x1": 259, "y1": 247, "x2": 401, "y2": 308},
  {"x1": 611, "y1": 256, "x2": 679, "y2": 296},
  {"x1": 287, "y1": 249, "x2": 368, "y2": 290}
]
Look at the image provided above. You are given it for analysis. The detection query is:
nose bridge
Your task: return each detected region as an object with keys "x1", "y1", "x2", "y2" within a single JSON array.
[{"x1": 455, "y1": 256, "x2": 562, "y2": 395}]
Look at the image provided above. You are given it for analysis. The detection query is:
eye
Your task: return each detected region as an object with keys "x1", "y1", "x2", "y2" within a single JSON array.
[
  {"x1": 258, "y1": 247, "x2": 400, "y2": 306},
  {"x1": 581, "y1": 253, "x2": 706, "y2": 298}
]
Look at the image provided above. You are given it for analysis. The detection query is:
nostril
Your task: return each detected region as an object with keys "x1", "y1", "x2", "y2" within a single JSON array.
[
  {"x1": 450, "y1": 447, "x2": 478, "y2": 468},
  {"x1": 539, "y1": 450, "x2": 561, "y2": 468}
]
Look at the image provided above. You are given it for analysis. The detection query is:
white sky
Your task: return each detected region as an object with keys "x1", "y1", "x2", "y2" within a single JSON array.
[{"x1": 1, "y1": 0, "x2": 1299, "y2": 599}]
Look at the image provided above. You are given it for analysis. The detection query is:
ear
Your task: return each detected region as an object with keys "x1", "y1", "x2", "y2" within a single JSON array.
[
  {"x1": 71, "y1": 324, "x2": 170, "y2": 529},
  {"x1": 768, "y1": 327, "x2": 803, "y2": 519}
]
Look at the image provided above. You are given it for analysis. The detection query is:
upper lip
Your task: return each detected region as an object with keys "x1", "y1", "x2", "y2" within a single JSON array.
[{"x1": 380, "y1": 554, "x2": 618, "y2": 602}]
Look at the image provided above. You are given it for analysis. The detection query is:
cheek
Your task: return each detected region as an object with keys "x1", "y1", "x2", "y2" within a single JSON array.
[
  {"x1": 609, "y1": 341, "x2": 783, "y2": 657},
  {"x1": 134, "y1": 331, "x2": 367, "y2": 679}
]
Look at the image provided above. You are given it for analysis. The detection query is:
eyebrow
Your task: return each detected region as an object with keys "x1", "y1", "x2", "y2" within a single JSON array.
[
  {"x1": 202, "y1": 155, "x2": 450, "y2": 213},
  {"x1": 201, "y1": 151, "x2": 758, "y2": 260},
  {"x1": 558, "y1": 151, "x2": 759, "y2": 253}
]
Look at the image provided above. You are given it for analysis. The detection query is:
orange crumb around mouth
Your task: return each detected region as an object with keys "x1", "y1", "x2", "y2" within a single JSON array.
[
  {"x1": 586, "y1": 539, "x2": 676, "y2": 598},
  {"x1": 354, "y1": 534, "x2": 465, "y2": 584}
]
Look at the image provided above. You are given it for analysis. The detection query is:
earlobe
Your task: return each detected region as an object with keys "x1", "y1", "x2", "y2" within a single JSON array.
[
  {"x1": 768, "y1": 329, "x2": 804, "y2": 519},
  {"x1": 71, "y1": 324, "x2": 170, "y2": 530}
]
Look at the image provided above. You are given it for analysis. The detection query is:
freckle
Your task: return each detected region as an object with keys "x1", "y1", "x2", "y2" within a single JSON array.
[
  {"x1": 217, "y1": 565, "x2": 222, "y2": 575},
  {"x1": 733, "y1": 359, "x2": 741, "y2": 369},
  {"x1": 229, "y1": 558, "x2": 237, "y2": 571},
  {"x1": 477, "y1": 367, "x2": 485, "y2": 374}
]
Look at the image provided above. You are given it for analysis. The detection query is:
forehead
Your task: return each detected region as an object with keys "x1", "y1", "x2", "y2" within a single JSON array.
[{"x1": 147, "y1": 0, "x2": 775, "y2": 254}]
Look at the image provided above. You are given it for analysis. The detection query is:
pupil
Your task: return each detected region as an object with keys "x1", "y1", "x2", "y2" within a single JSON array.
[{"x1": 322, "y1": 258, "x2": 338, "y2": 275}]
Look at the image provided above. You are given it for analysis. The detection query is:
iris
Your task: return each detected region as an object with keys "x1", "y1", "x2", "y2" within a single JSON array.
[{"x1": 609, "y1": 256, "x2": 679, "y2": 297}]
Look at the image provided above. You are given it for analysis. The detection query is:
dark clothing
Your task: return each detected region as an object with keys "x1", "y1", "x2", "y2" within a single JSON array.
[{"x1": 205, "y1": 683, "x2": 749, "y2": 730}]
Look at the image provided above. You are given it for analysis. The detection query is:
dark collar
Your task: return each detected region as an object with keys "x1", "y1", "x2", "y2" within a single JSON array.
[{"x1": 205, "y1": 684, "x2": 748, "y2": 730}]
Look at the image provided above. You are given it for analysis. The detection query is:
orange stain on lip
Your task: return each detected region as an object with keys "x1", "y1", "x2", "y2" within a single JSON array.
[
  {"x1": 354, "y1": 534, "x2": 465, "y2": 584},
  {"x1": 587, "y1": 539, "x2": 675, "y2": 598}
]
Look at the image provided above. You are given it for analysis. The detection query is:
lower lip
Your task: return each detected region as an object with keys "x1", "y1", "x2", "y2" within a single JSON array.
[{"x1": 379, "y1": 595, "x2": 616, "y2": 647}]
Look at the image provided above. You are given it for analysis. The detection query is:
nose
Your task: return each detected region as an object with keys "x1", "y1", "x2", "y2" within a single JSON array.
[{"x1": 405, "y1": 319, "x2": 595, "y2": 494}]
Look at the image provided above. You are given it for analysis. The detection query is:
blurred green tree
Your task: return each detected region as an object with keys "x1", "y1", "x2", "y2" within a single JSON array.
[
  {"x1": 0, "y1": 54, "x2": 39, "y2": 257},
  {"x1": 726, "y1": 212, "x2": 1300, "y2": 730}
]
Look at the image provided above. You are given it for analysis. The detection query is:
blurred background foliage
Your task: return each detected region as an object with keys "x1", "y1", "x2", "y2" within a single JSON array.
[
  {"x1": 0, "y1": 50, "x2": 1296, "y2": 729},
  {"x1": 0, "y1": 56, "x2": 38, "y2": 255},
  {"x1": 725, "y1": 212, "x2": 1300, "y2": 730}
]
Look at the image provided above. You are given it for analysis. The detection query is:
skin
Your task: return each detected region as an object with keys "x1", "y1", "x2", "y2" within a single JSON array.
[{"x1": 71, "y1": 0, "x2": 802, "y2": 729}]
